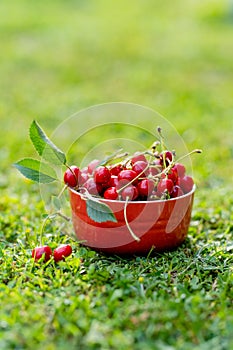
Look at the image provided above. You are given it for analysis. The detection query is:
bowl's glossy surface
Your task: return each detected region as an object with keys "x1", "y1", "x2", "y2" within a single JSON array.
[{"x1": 69, "y1": 187, "x2": 195, "y2": 255}]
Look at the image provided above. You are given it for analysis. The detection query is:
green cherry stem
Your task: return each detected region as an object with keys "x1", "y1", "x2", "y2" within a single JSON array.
[
  {"x1": 58, "y1": 184, "x2": 68, "y2": 198},
  {"x1": 123, "y1": 196, "x2": 140, "y2": 242},
  {"x1": 157, "y1": 126, "x2": 167, "y2": 152},
  {"x1": 39, "y1": 212, "x2": 71, "y2": 246},
  {"x1": 176, "y1": 149, "x2": 202, "y2": 163}
]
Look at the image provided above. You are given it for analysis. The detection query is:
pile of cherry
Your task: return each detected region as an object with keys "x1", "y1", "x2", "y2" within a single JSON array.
[{"x1": 64, "y1": 150, "x2": 194, "y2": 201}]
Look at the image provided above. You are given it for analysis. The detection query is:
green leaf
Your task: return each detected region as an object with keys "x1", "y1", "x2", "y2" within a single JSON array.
[
  {"x1": 13, "y1": 158, "x2": 57, "y2": 183},
  {"x1": 51, "y1": 195, "x2": 61, "y2": 211},
  {"x1": 29, "y1": 120, "x2": 66, "y2": 165},
  {"x1": 86, "y1": 199, "x2": 117, "y2": 223}
]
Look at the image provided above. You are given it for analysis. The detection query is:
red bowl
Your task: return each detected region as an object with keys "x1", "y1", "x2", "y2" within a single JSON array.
[{"x1": 69, "y1": 187, "x2": 195, "y2": 255}]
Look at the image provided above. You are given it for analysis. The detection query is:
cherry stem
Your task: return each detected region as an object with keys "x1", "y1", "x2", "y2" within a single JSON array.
[
  {"x1": 176, "y1": 149, "x2": 202, "y2": 163},
  {"x1": 123, "y1": 196, "x2": 140, "y2": 242},
  {"x1": 39, "y1": 212, "x2": 71, "y2": 246},
  {"x1": 100, "y1": 149, "x2": 128, "y2": 166},
  {"x1": 157, "y1": 126, "x2": 167, "y2": 152},
  {"x1": 58, "y1": 184, "x2": 68, "y2": 199}
]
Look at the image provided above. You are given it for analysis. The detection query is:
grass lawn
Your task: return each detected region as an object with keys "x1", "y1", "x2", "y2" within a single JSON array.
[{"x1": 0, "y1": 1, "x2": 233, "y2": 349}]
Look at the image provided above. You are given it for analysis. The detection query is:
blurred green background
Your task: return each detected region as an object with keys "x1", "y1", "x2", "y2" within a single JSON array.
[{"x1": 0, "y1": 0, "x2": 233, "y2": 190}]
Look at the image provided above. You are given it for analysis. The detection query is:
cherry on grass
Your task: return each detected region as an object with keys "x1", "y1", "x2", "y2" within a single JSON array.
[
  {"x1": 32, "y1": 245, "x2": 53, "y2": 262},
  {"x1": 54, "y1": 244, "x2": 72, "y2": 262}
]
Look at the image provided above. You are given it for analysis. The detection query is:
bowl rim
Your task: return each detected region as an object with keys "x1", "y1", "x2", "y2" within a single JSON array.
[{"x1": 69, "y1": 184, "x2": 196, "y2": 204}]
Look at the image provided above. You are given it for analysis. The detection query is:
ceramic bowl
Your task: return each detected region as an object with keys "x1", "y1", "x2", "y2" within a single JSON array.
[{"x1": 69, "y1": 186, "x2": 195, "y2": 255}]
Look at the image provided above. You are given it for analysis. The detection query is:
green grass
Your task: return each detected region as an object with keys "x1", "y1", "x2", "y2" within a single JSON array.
[{"x1": 0, "y1": 0, "x2": 233, "y2": 349}]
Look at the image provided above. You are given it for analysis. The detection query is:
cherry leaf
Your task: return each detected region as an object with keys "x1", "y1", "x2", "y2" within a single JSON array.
[
  {"x1": 29, "y1": 120, "x2": 66, "y2": 165},
  {"x1": 51, "y1": 196, "x2": 62, "y2": 211},
  {"x1": 13, "y1": 158, "x2": 57, "y2": 183},
  {"x1": 86, "y1": 199, "x2": 117, "y2": 223}
]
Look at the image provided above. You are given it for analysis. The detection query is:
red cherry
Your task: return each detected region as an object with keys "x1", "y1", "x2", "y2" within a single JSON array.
[
  {"x1": 171, "y1": 185, "x2": 184, "y2": 198},
  {"x1": 81, "y1": 166, "x2": 88, "y2": 174},
  {"x1": 167, "y1": 167, "x2": 178, "y2": 184},
  {"x1": 121, "y1": 185, "x2": 138, "y2": 201},
  {"x1": 87, "y1": 159, "x2": 100, "y2": 174},
  {"x1": 84, "y1": 178, "x2": 102, "y2": 195},
  {"x1": 110, "y1": 164, "x2": 124, "y2": 176},
  {"x1": 103, "y1": 187, "x2": 118, "y2": 200},
  {"x1": 54, "y1": 244, "x2": 72, "y2": 262},
  {"x1": 137, "y1": 179, "x2": 155, "y2": 197},
  {"x1": 118, "y1": 169, "x2": 138, "y2": 185},
  {"x1": 78, "y1": 171, "x2": 89, "y2": 185},
  {"x1": 131, "y1": 152, "x2": 147, "y2": 164},
  {"x1": 64, "y1": 166, "x2": 80, "y2": 187},
  {"x1": 132, "y1": 161, "x2": 149, "y2": 177},
  {"x1": 178, "y1": 175, "x2": 194, "y2": 193},
  {"x1": 32, "y1": 245, "x2": 52, "y2": 262},
  {"x1": 108, "y1": 175, "x2": 119, "y2": 188},
  {"x1": 157, "y1": 178, "x2": 174, "y2": 194},
  {"x1": 159, "y1": 151, "x2": 174, "y2": 167},
  {"x1": 173, "y1": 163, "x2": 186, "y2": 178},
  {"x1": 94, "y1": 166, "x2": 111, "y2": 185},
  {"x1": 149, "y1": 166, "x2": 161, "y2": 176}
]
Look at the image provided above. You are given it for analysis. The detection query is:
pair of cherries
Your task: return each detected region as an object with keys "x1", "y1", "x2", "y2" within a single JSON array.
[
  {"x1": 63, "y1": 150, "x2": 194, "y2": 201},
  {"x1": 32, "y1": 244, "x2": 72, "y2": 263}
]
